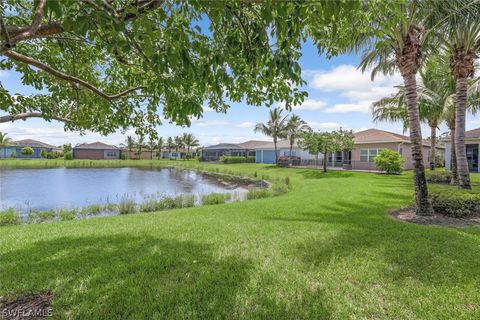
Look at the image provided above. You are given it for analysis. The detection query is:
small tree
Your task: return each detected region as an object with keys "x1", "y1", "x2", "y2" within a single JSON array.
[
  {"x1": 374, "y1": 149, "x2": 405, "y2": 175},
  {"x1": 40, "y1": 149, "x2": 47, "y2": 158},
  {"x1": 64, "y1": 151, "x2": 73, "y2": 160},
  {"x1": 21, "y1": 147, "x2": 34, "y2": 156},
  {"x1": 63, "y1": 143, "x2": 72, "y2": 154}
]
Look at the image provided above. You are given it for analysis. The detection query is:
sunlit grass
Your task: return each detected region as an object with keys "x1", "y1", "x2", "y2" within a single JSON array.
[{"x1": 1, "y1": 160, "x2": 480, "y2": 319}]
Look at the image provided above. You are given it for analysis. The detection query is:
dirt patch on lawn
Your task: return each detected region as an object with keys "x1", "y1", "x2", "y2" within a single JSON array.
[
  {"x1": 0, "y1": 291, "x2": 53, "y2": 319},
  {"x1": 391, "y1": 208, "x2": 480, "y2": 228}
]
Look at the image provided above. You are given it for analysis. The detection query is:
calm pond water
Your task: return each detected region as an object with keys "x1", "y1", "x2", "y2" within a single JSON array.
[{"x1": 0, "y1": 167, "x2": 247, "y2": 212}]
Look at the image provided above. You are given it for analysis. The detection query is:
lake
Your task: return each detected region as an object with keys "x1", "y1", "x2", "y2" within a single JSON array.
[{"x1": 0, "y1": 167, "x2": 247, "y2": 212}]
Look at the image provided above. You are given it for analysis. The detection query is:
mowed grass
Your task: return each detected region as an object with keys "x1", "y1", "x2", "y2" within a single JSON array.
[{"x1": 1, "y1": 160, "x2": 480, "y2": 319}]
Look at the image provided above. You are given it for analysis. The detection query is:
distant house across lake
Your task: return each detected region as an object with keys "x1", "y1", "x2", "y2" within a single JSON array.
[
  {"x1": 0, "y1": 139, "x2": 60, "y2": 159},
  {"x1": 201, "y1": 140, "x2": 265, "y2": 161},
  {"x1": 73, "y1": 142, "x2": 120, "y2": 160}
]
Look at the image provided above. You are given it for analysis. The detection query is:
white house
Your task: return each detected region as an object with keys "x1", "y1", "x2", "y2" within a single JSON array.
[{"x1": 445, "y1": 128, "x2": 480, "y2": 173}]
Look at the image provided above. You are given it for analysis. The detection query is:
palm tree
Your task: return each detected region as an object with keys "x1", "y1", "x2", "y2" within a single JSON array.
[
  {"x1": 147, "y1": 137, "x2": 156, "y2": 160},
  {"x1": 286, "y1": 115, "x2": 311, "y2": 165},
  {"x1": 355, "y1": 2, "x2": 434, "y2": 215},
  {"x1": 157, "y1": 137, "x2": 164, "y2": 159},
  {"x1": 254, "y1": 107, "x2": 288, "y2": 164},
  {"x1": 174, "y1": 135, "x2": 184, "y2": 160},
  {"x1": 0, "y1": 132, "x2": 12, "y2": 147},
  {"x1": 136, "y1": 135, "x2": 145, "y2": 159},
  {"x1": 166, "y1": 137, "x2": 175, "y2": 159},
  {"x1": 124, "y1": 136, "x2": 136, "y2": 159},
  {"x1": 181, "y1": 133, "x2": 199, "y2": 159},
  {"x1": 438, "y1": 1, "x2": 480, "y2": 189}
]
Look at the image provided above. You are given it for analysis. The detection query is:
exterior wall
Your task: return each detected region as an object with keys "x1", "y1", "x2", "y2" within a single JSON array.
[
  {"x1": 445, "y1": 142, "x2": 452, "y2": 170},
  {"x1": 73, "y1": 149, "x2": 105, "y2": 160},
  {"x1": 127, "y1": 150, "x2": 152, "y2": 160},
  {"x1": 0, "y1": 146, "x2": 46, "y2": 159},
  {"x1": 256, "y1": 150, "x2": 276, "y2": 164},
  {"x1": 103, "y1": 149, "x2": 120, "y2": 159}
]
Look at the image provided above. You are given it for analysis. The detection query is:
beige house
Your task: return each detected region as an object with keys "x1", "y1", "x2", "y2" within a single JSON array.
[{"x1": 328, "y1": 129, "x2": 444, "y2": 171}]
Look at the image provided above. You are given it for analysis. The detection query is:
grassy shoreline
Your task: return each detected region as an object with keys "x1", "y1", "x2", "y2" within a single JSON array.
[{"x1": 1, "y1": 161, "x2": 480, "y2": 318}]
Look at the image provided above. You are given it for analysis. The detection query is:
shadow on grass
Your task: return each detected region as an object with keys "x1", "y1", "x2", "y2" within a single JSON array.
[
  {"x1": 297, "y1": 170, "x2": 354, "y2": 180},
  {"x1": 0, "y1": 235, "x2": 253, "y2": 319},
  {"x1": 279, "y1": 196, "x2": 480, "y2": 288}
]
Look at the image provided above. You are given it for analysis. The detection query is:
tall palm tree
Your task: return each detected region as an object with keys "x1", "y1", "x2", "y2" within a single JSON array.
[
  {"x1": 166, "y1": 137, "x2": 175, "y2": 159},
  {"x1": 438, "y1": 1, "x2": 480, "y2": 189},
  {"x1": 181, "y1": 133, "x2": 199, "y2": 159},
  {"x1": 157, "y1": 137, "x2": 164, "y2": 159},
  {"x1": 254, "y1": 107, "x2": 288, "y2": 164},
  {"x1": 0, "y1": 132, "x2": 12, "y2": 147},
  {"x1": 136, "y1": 135, "x2": 145, "y2": 159},
  {"x1": 124, "y1": 136, "x2": 136, "y2": 159},
  {"x1": 174, "y1": 135, "x2": 184, "y2": 160},
  {"x1": 147, "y1": 137, "x2": 156, "y2": 160},
  {"x1": 286, "y1": 115, "x2": 311, "y2": 164},
  {"x1": 355, "y1": 2, "x2": 434, "y2": 215}
]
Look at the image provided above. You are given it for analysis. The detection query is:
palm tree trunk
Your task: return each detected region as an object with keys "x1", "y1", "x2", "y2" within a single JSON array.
[
  {"x1": 323, "y1": 146, "x2": 327, "y2": 173},
  {"x1": 430, "y1": 123, "x2": 436, "y2": 170},
  {"x1": 450, "y1": 126, "x2": 458, "y2": 184},
  {"x1": 273, "y1": 137, "x2": 278, "y2": 165},
  {"x1": 455, "y1": 77, "x2": 471, "y2": 189},
  {"x1": 404, "y1": 73, "x2": 433, "y2": 216}
]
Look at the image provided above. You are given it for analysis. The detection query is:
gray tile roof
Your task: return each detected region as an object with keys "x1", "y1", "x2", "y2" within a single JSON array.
[{"x1": 74, "y1": 141, "x2": 119, "y2": 150}]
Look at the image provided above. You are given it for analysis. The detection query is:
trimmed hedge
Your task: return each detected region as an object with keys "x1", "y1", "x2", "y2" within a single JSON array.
[
  {"x1": 425, "y1": 170, "x2": 453, "y2": 184},
  {"x1": 429, "y1": 189, "x2": 480, "y2": 217},
  {"x1": 220, "y1": 156, "x2": 255, "y2": 164}
]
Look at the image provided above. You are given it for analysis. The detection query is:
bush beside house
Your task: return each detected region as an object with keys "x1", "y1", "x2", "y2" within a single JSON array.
[
  {"x1": 374, "y1": 149, "x2": 404, "y2": 174},
  {"x1": 220, "y1": 156, "x2": 255, "y2": 164}
]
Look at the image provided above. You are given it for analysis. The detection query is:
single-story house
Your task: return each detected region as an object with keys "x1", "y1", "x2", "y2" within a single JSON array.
[
  {"x1": 328, "y1": 129, "x2": 445, "y2": 170},
  {"x1": 73, "y1": 142, "x2": 120, "y2": 160},
  {"x1": 0, "y1": 139, "x2": 60, "y2": 159},
  {"x1": 445, "y1": 128, "x2": 480, "y2": 173},
  {"x1": 254, "y1": 140, "x2": 322, "y2": 164},
  {"x1": 252, "y1": 128, "x2": 444, "y2": 170},
  {"x1": 201, "y1": 140, "x2": 264, "y2": 161}
]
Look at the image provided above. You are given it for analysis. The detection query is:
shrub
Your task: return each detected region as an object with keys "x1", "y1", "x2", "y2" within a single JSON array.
[
  {"x1": 246, "y1": 188, "x2": 271, "y2": 200},
  {"x1": 272, "y1": 183, "x2": 289, "y2": 196},
  {"x1": 118, "y1": 197, "x2": 136, "y2": 214},
  {"x1": 374, "y1": 149, "x2": 405, "y2": 174},
  {"x1": 183, "y1": 195, "x2": 195, "y2": 207},
  {"x1": 10, "y1": 151, "x2": 16, "y2": 158},
  {"x1": 120, "y1": 153, "x2": 127, "y2": 160},
  {"x1": 64, "y1": 151, "x2": 73, "y2": 160},
  {"x1": 58, "y1": 209, "x2": 77, "y2": 221},
  {"x1": 201, "y1": 193, "x2": 230, "y2": 205},
  {"x1": 28, "y1": 209, "x2": 57, "y2": 223},
  {"x1": 429, "y1": 189, "x2": 480, "y2": 217},
  {"x1": 220, "y1": 156, "x2": 255, "y2": 164},
  {"x1": 41, "y1": 149, "x2": 48, "y2": 158},
  {"x1": 425, "y1": 170, "x2": 453, "y2": 184},
  {"x1": 80, "y1": 204, "x2": 103, "y2": 216},
  {"x1": 0, "y1": 208, "x2": 21, "y2": 226},
  {"x1": 21, "y1": 147, "x2": 34, "y2": 156}
]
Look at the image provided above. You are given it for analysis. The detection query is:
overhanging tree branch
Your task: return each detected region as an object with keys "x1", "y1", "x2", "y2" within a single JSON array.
[
  {"x1": 0, "y1": 112, "x2": 70, "y2": 123},
  {"x1": 3, "y1": 50, "x2": 146, "y2": 101},
  {"x1": 9, "y1": 0, "x2": 46, "y2": 44}
]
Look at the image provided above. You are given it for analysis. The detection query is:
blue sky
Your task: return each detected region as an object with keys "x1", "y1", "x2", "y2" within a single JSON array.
[{"x1": 0, "y1": 39, "x2": 477, "y2": 147}]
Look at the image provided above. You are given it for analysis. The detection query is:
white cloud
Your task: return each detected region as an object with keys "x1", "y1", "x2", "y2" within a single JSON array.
[
  {"x1": 292, "y1": 99, "x2": 327, "y2": 111},
  {"x1": 236, "y1": 122, "x2": 255, "y2": 128},
  {"x1": 190, "y1": 119, "x2": 231, "y2": 127},
  {"x1": 307, "y1": 64, "x2": 402, "y2": 114},
  {"x1": 0, "y1": 70, "x2": 9, "y2": 78},
  {"x1": 324, "y1": 101, "x2": 372, "y2": 114},
  {"x1": 307, "y1": 121, "x2": 344, "y2": 131}
]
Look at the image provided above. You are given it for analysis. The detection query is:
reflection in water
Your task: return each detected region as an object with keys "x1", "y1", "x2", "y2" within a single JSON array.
[{"x1": 0, "y1": 167, "x2": 247, "y2": 211}]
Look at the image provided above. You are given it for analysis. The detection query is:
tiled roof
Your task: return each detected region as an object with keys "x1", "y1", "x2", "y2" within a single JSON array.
[
  {"x1": 74, "y1": 141, "x2": 118, "y2": 150},
  {"x1": 354, "y1": 129, "x2": 411, "y2": 143},
  {"x1": 465, "y1": 128, "x2": 480, "y2": 139},
  {"x1": 237, "y1": 140, "x2": 269, "y2": 149},
  {"x1": 354, "y1": 128, "x2": 433, "y2": 147},
  {"x1": 253, "y1": 139, "x2": 298, "y2": 149},
  {"x1": 13, "y1": 139, "x2": 56, "y2": 149}
]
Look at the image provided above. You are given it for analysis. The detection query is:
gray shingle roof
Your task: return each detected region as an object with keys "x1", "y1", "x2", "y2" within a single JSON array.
[
  {"x1": 74, "y1": 141, "x2": 119, "y2": 150},
  {"x1": 13, "y1": 139, "x2": 56, "y2": 149}
]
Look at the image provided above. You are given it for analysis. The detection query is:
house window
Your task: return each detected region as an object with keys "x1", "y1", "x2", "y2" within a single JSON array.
[
  {"x1": 360, "y1": 149, "x2": 368, "y2": 162},
  {"x1": 360, "y1": 149, "x2": 379, "y2": 162},
  {"x1": 336, "y1": 151, "x2": 343, "y2": 162},
  {"x1": 106, "y1": 151, "x2": 117, "y2": 157},
  {"x1": 369, "y1": 149, "x2": 378, "y2": 162}
]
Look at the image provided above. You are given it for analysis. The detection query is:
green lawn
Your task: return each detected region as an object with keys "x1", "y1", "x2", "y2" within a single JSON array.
[{"x1": 1, "y1": 161, "x2": 480, "y2": 319}]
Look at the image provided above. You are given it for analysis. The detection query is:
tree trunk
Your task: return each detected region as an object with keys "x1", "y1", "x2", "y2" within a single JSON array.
[
  {"x1": 274, "y1": 137, "x2": 278, "y2": 164},
  {"x1": 455, "y1": 77, "x2": 471, "y2": 189},
  {"x1": 430, "y1": 123, "x2": 436, "y2": 170},
  {"x1": 450, "y1": 126, "x2": 458, "y2": 184},
  {"x1": 403, "y1": 73, "x2": 433, "y2": 216},
  {"x1": 323, "y1": 146, "x2": 327, "y2": 173},
  {"x1": 289, "y1": 139, "x2": 293, "y2": 166}
]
